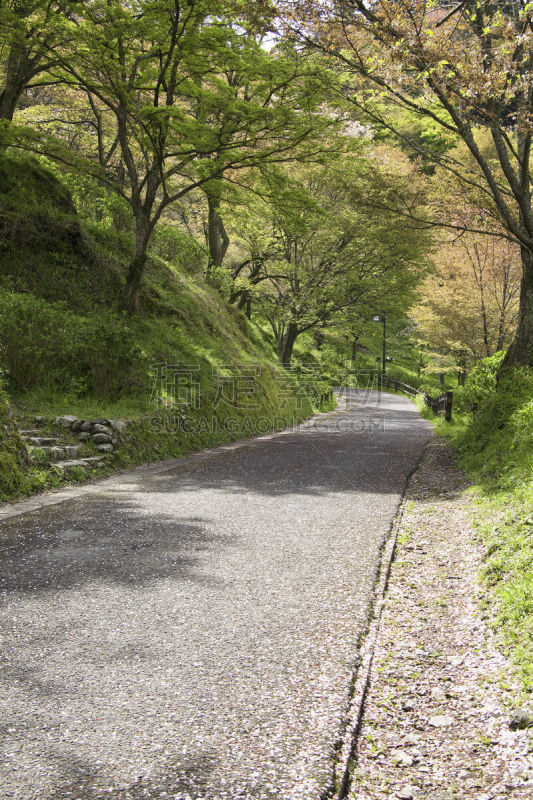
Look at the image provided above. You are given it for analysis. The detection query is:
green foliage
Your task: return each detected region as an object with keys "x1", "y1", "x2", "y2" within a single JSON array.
[
  {"x1": 454, "y1": 351, "x2": 506, "y2": 413},
  {"x1": 419, "y1": 383, "x2": 442, "y2": 399},
  {"x1": 152, "y1": 225, "x2": 205, "y2": 271},
  {"x1": 36, "y1": 159, "x2": 134, "y2": 233},
  {"x1": 0, "y1": 291, "x2": 147, "y2": 396},
  {"x1": 0, "y1": 154, "x2": 124, "y2": 308},
  {"x1": 0, "y1": 382, "x2": 29, "y2": 500}
]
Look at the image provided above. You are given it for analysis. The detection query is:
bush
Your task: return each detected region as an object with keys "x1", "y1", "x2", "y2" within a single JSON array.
[
  {"x1": 152, "y1": 225, "x2": 206, "y2": 271},
  {"x1": 419, "y1": 382, "x2": 442, "y2": 399},
  {"x1": 456, "y1": 351, "x2": 505, "y2": 413},
  {"x1": 0, "y1": 291, "x2": 147, "y2": 397},
  {"x1": 0, "y1": 383, "x2": 28, "y2": 499}
]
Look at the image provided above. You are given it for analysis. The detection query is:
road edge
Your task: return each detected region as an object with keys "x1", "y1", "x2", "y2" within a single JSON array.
[
  {"x1": 0, "y1": 406, "x2": 341, "y2": 522},
  {"x1": 331, "y1": 439, "x2": 432, "y2": 800}
]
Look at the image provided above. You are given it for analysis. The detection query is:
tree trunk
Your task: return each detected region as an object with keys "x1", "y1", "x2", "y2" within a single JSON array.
[
  {"x1": 236, "y1": 290, "x2": 253, "y2": 318},
  {"x1": 314, "y1": 328, "x2": 324, "y2": 350},
  {"x1": 503, "y1": 247, "x2": 533, "y2": 367},
  {"x1": 278, "y1": 322, "x2": 299, "y2": 368},
  {"x1": 0, "y1": 47, "x2": 28, "y2": 122},
  {"x1": 352, "y1": 336, "x2": 359, "y2": 362},
  {"x1": 123, "y1": 213, "x2": 151, "y2": 314},
  {"x1": 496, "y1": 308, "x2": 506, "y2": 352},
  {"x1": 479, "y1": 281, "x2": 491, "y2": 357},
  {"x1": 206, "y1": 193, "x2": 229, "y2": 270},
  {"x1": 496, "y1": 266, "x2": 510, "y2": 351}
]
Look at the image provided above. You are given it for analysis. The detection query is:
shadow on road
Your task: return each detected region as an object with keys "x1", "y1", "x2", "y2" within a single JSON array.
[{"x1": 0, "y1": 502, "x2": 228, "y2": 596}]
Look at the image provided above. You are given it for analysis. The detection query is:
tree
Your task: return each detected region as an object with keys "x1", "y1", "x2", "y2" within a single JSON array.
[
  {"x1": 196, "y1": 38, "x2": 339, "y2": 275},
  {"x1": 412, "y1": 231, "x2": 521, "y2": 372},
  {"x1": 230, "y1": 155, "x2": 427, "y2": 366},
  {"x1": 0, "y1": 1, "x2": 68, "y2": 123},
  {"x1": 8, "y1": 0, "x2": 334, "y2": 312},
  {"x1": 288, "y1": 0, "x2": 533, "y2": 366}
]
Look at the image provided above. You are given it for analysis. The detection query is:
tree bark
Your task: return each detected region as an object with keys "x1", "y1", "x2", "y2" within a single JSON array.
[
  {"x1": 503, "y1": 247, "x2": 533, "y2": 367},
  {"x1": 0, "y1": 46, "x2": 30, "y2": 122},
  {"x1": 206, "y1": 193, "x2": 229, "y2": 270},
  {"x1": 352, "y1": 336, "x2": 359, "y2": 362},
  {"x1": 123, "y1": 212, "x2": 151, "y2": 314},
  {"x1": 278, "y1": 322, "x2": 299, "y2": 368}
]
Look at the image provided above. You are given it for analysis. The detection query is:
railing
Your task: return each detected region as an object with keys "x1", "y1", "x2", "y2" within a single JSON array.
[
  {"x1": 378, "y1": 375, "x2": 453, "y2": 421},
  {"x1": 423, "y1": 390, "x2": 454, "y2": 422}
]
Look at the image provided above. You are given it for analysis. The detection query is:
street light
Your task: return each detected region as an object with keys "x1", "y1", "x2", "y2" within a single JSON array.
[{"x1": 372, "y1": 312, "x2": 387, "y2": 376}]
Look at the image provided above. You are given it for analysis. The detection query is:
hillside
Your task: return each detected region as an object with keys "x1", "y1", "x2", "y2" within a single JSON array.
[{"x1": 0, "y1": 155, "x2": 316, "y2": 500}]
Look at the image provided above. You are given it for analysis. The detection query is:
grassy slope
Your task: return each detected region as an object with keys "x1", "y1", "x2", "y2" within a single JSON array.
[
  {"x1": 425, "y1": 368, "x2": 533, "y2": 693},
  {"x1": 0, "y1": 155, "x2": 314, "y2": 501}
]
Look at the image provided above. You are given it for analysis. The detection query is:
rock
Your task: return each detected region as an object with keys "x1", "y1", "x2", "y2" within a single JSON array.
[
  {"x1": 92, "y1": 423, "x2": 112, "y2": 435},
  {"x1": 64, "y1": 446, "x2": 80, "y2": 458},
  {"x1": 394, "y1": 750, "x2": 414, "y2": 768},
  {"x1": 110, "y1": 419, "x2": 127, "y2": 434},
  {"x1": 93, "y1": 433, "x2": 112, "y2": 444},
  {"x1": 54, "y1": 415, "x2": 77, "y2": 428},
  {"x1": 81, "y1": 421, "x2": 92, "y2": 432},
  {"x1": 402, "y1": 701, "x2": 415, "y2": 712},
  {"x1": 396, "y1": 786, "x2": 415, "y2": 799},
  {"x1": 448, "y1": 655, "x2": 464, "y2": 667},
  {"x1": 55, "y1": 460, "x2": 89, "y2": 470},
  {"x1": 77, "y1": 432, "x2": 90, "y2": 441},
  {"x1": 92, "y1": 417, "x2": 111, "y2": 426},
  {"x1": 429, "y1": 714, "x2": 454, "y2": 727},
  {"x1": 509, "y1": 708, "x2": 533, "y2": 730},
  {"x1": 71, "y1": 420, "x2": 84, "y2": 432},
  {"x1": 431, "y1": 687, "x2": 446, "y2": 703},
  {"x1": 97, "y1": 444, "x2": 114, "y2": 453}
]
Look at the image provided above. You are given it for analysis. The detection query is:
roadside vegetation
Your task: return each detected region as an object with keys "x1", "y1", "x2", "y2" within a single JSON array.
[{"x1": 421, "y1": 356, "x2": 533, "y2": 692}]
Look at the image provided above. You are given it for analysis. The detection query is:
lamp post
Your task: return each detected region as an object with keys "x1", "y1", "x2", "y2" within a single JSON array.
[{"x1": 372, "y1": 312, "x2": 387, "y2": 376}]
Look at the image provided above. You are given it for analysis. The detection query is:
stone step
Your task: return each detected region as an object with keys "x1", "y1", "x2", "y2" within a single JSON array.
[
  {"x1": 19, "y1": 429, "x2": 41, "y2": 437},
  {"x1": 54, "y1": 459, "x2": 89, "y2": 471},
  {"x1": 25, "y1": 436, "x2": 59, "y2": 447},
  {"x1": 55, "y1": 456, "x2": 107, "y2": 471},
  {"x1": 29, "y1": 445, "x2": 82, "y2": 461}
]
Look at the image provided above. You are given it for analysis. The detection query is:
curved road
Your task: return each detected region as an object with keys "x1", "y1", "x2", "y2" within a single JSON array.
[{"x1": 0, "y1": 390, "x2": 432, "y2": 800}]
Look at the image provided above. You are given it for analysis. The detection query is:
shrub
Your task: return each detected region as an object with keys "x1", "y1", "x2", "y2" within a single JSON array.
[
  {"x1": 456, "y1": 351, "x2": 505, "y2": 413},
  {"x1": 0, "y1": 291, "x2": 147, "y2": 397},
  {"x1": 419, "y1": 382, "x2": 442, "y2": 399},
  {"x1": 152, "y1": 225, "x2": 206, "y2": 271},
  {"x1": 0, "y1": 383, "x2": 28, "y2": 499}
]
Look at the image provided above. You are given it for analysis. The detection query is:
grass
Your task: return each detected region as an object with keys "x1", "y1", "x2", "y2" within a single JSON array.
[
  {"x1": 0, "y1": 153, "x2": 323, "y2": 502},
  {"x1": 421, "y1": 366, "x2": 533, "y2": 694}
]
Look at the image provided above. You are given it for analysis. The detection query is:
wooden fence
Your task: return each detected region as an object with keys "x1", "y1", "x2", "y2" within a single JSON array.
[{"x1": 378, "y1": 375, "x2": 453, "y2": 421}]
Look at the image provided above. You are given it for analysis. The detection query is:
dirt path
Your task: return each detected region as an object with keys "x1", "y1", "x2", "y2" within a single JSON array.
[{"x1": 348, "y1": 441, "x2": 533, "y2": 800}]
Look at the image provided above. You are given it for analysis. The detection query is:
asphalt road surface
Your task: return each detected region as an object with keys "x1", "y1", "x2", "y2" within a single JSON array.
[{"x1": 0, "y1": 390, "x2": 432, "y2": 800}]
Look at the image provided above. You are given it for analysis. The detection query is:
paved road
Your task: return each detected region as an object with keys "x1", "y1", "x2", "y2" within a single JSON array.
[{"x1": 0, "y1": 390, "x2": 432, "y2": 800}]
